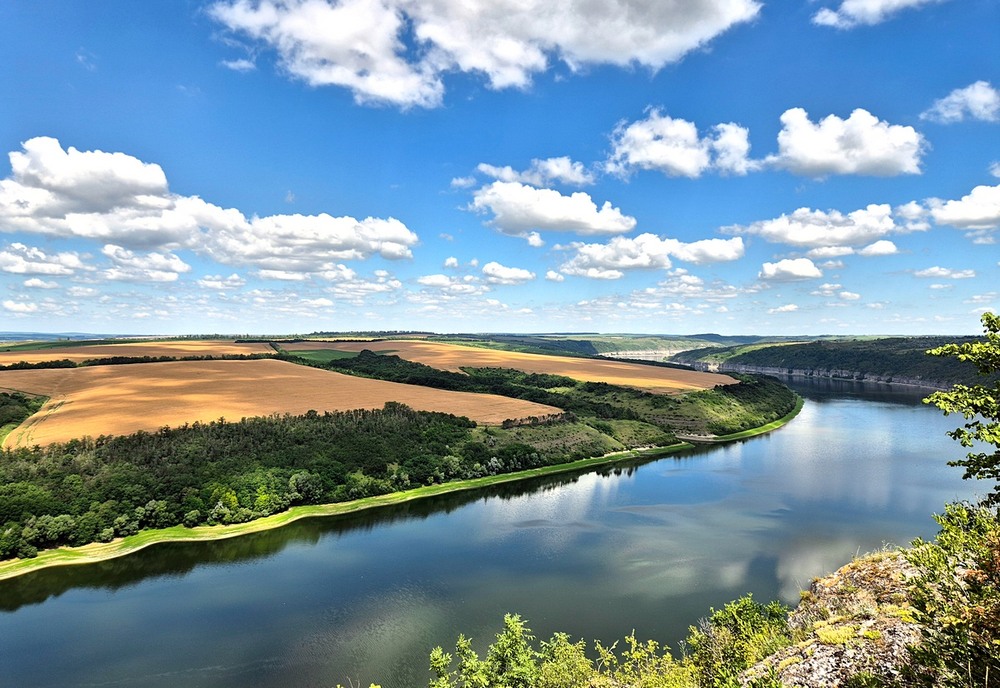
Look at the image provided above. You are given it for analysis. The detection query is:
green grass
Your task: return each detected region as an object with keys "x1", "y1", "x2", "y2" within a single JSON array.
[{"x1": 707, "y1": 395, "x2": 804, "y2": 441}]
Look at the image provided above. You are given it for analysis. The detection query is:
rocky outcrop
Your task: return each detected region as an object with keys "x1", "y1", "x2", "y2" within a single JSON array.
[{"x1": 742, "y1": 551, "x2": 921, "y2": 687}]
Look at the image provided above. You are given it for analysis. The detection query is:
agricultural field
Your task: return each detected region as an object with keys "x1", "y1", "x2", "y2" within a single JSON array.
[
  {"x1": 286, "y1": 340, "x2": 734, "y2": 393},
  {"x1": 0, "y1": 358, "x2": 560, "y2": 447},
  {"x1": 0, "y1": 339, "x2": 273, "y2": 365}
]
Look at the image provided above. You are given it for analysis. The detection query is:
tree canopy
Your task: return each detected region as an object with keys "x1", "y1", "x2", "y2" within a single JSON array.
[{"x1": 924, "y1": 312, "x2": 1000, "y2": 505}]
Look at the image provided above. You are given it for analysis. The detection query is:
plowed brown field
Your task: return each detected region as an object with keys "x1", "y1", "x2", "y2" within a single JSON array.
[
  {"x1": 286, "y1": 340, "x2": 734, "y2": 393},
  {"x1": 0, "y1": 340, "x2": 272, "y2": 365},
  {"x1": 0, "y1": 359, "x2": 560, "y2": 447}
]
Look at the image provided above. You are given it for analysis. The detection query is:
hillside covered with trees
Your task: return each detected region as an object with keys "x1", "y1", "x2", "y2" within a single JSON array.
[{"x1": 670, "y1": 336, "x2": 986, "y2": 389}]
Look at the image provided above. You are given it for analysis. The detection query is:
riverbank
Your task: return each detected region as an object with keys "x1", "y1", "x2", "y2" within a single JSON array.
[{"x1": 0, "y1": 394, "x2": 803, "y2": 580}]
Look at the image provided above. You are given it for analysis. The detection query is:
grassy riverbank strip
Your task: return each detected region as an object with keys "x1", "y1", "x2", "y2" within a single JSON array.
[{"x1": 0, "y1": 394, "x2": 804, "y2": 581}]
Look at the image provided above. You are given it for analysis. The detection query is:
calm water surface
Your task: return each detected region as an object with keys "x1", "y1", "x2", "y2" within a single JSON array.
[{"x1": 0, "y1": 379, "x2": 984, "y2": 687}]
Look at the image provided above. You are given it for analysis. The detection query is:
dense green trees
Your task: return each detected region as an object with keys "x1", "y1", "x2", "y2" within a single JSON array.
[{"x1": 923, "y1": 312, "x2": 1000, "y2": 505}]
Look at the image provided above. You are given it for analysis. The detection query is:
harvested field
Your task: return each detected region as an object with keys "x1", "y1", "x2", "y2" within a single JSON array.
[
  {"x1": 0, "y1": 339, "x2": 272, "y2": 365},
  {"x1": 0, "y1": 359, "x2": 560, "y2": 447},
  {"x1": 286, "y1": 340, "x2": 734, "y2": 393}
]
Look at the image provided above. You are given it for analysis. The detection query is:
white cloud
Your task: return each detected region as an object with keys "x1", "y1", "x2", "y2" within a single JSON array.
[
  {"x1": 101, "y1": 244, "x2": 192, "y2": 282},
  {"x1": 759, "y1": 258, "x2": 823, "y2": 281},
  {"x1": 768, "y1": 303, "x2": 799, "y2": 313},
  {"x1": 545, "y1": 270, "x2": 565, "y2": 282},
  {"x1": 811, "y1": 282, "x2": 843, "y2": 297},
  {"x1": 416, "y1": 273, "x2": 488, "y2": 295},
  {"x1": 68, "y1": 286, "x2": 97, "y2": 298},
  {"x1": 221, "y1": 58, "x2": 257, "y2": 72},
  {"x1": 807, "y1": 246, "x2": 855, "y2": 258},
  {"x1": 481, "y1": 261, "x2": 535, "y2": 284},
  {"x1": 209, "y1": 0, "x2": 761, "y2": 109},
  {"x1": 894, "y1": 200, "x2": 930, "y2": 231},
  {"x1": 2, "y1": 300, "x2": 38, "y2": 314},
  {"x1": 478, "y1": 156, "x2": 594, "y2": 186},
  {"x1": 450, "y1": 176, "x2": 477, "y2": 189},
  {"x1": 812, "y1": 0, "x2": 947, "y2": 28},
  {"x1": 839, "y1": 290, "x2": 861, "y2": 300},
  {"x1": 197, "y1": 273, "x2": 247, "y2": 289},
  {"x1": 769, "y1": 108, "x2": 925, "y2": 177},
  {"x1": 560, "y1": 234, "x2": 744, "y2": 279},
  {"x1": 921, "y1": 81, "x2": 1000, "y2": 123},
  {"x1": 914, "y1": 266, "x2": 976, "y2": 279},
  {"x1": 991, "y1": 162, "x2": 1000, "y2": 179},
  {"x1": 525, "y1": 231, "x2": 544, "y2": 248},
  {"x1": 23, "y1": 278, "x2": 59, "y2": 289},
  {"x1": 443, "y1": 256, "x2": 459, "y2": 268},
  {"x1": 730, "y1": 204, "x2": 901, "y2": 248},
  {"x1": 0, "y1": 138, "x2": 420, "y2": 275},
  {"x1": 303, "y1": 297, "x2": 334, "y2": 308},
  {"x1": 0, "y1": 242, "x2": 86, "y2": 275},
  {"x1": 606, "y1": 110, "x2": 757, "y2": 178},
  {"x1": 858, "y1": 239, "x2": 898, "y2": 256},
  {"x1": 471, "y1": 181, "x2": 636, "y2": 236},
  {"x1": 928, "y1": 183, "x2": 1000, "y2": 231}
]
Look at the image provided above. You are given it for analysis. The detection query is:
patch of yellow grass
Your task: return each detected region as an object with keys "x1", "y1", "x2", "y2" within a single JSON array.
[
  {"x1": 0, "y1": 339, "x2": 272, "y2": 365},
  {"x1": 289, "y1": 340, "x2": 735, "y2": 393},
  {"x1": 0, "y1": 359, "x2": 560, "y2": 447}
]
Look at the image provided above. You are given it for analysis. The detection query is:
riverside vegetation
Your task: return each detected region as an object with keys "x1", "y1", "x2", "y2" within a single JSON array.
[
  {"x1": 0, "y1": 350, "x2": 796, "y2": 561},
  {"x1": 426, "y1": 314, "x2": 1000, "y2": 688}
]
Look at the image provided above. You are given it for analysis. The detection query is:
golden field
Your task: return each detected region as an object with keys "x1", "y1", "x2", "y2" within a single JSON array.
[
  {"x1": 0, "y1": 339, "x2": 272, "y2": 365},
  {"x1": 0, "y1": 359, "x2": 560, "y2": 447},
  {"x1": 287, "y1": 340, "x2": 734, "y2": 393}
]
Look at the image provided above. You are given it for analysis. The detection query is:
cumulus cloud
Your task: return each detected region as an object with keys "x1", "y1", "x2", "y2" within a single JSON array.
[
  {"x1": 443, "y1": 256, "x2": 459, "y2": 268},
  {"x1": 858, "y1": 239, "x2": 898, "y2": 256},
  {"x1": 921, "y1": 81, "x2": 1000, "y2": 123},
  {"x1": 101, "y1": 244, "x2": 191, "y2": 282},
  {"x1": 478, "y1": 156, "x2": 594, "y2": 186},
  {"x1": 0, "y1": 137, "x2": 419, "y2": 276},
  {"x1": 839, "y1": 290, "x2": 861, "y2": 300},
  {"x1": 23, "y1": 278, "x2": 59, "y2": 289},
  {"x1": 2, "y1": 300, "x2": 38, "y2": 314},
  {"x1": 729, "y1": 204, "x2": 902, "y2": 248},
  {"x1": 769, "y1": 303, "x2": 799, "y2": 313},
  {"x1": 470, "y1": 181, "x2": 636, "y2": 236},
  {"x1": 0, "y1": 242, "x2": 87, "y2": 275},
  {"x1": 416, "y1": 273, "x2": 488, "y2": 295},
  {"x1": 560, "y1": 234, "x2": 744, "y2": 279},
  {"x1": 914, "y1": 266, "x2": 975, "y2": 279},
  {"x1": 927, "y1": 183, "x2": 1000, "y2": 231},
  {"x1": 481, "y1": 261, "x2": 535, "y2": 284},
  {"x1": 197, "y1": 273, "x2": 247, "y2": 289},
  {"x1": 209, "y1": 0, "x2": 761, "y2": 109},
  {"x1": 759, "y1": 258, "x2": 823, "y2": 281},
  {"x1": 769, "y1": 108, "x2": 925, "y2": 177},
  {"x1": 606, "y1": 110, "x2": 757, "y2": 177},
  {"x1": 812, "y1": 0, "x2": 947, "y2": 28},
  {"x1": 545, "y1": 270, "x2": 565, "y2": 282}
]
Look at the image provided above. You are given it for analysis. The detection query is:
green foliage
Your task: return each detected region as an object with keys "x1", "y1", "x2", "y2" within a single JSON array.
[
  {"x1": 905, "y1": 502, "x2": 1000, "y2": 687},
  {"x1": 686, "y1": 594, "x2": 792, "y2": 688},
  {"x1": 430, "y1": 616, "x2": 694, "y2": 688},
  {"x1": 0, "y1": 391, "x2": 46, "y2": 441},
  {"x1": 924, "y1": 312, "x2": 1000, "y2": 505},
  {"x1": 673, "y1": 335, "x2": 988, "y2": 387}
]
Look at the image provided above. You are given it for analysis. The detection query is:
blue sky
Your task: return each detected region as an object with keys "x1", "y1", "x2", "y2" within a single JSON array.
[{"x1": 0, "y1": 0, "x2": 997, "y2": 336}]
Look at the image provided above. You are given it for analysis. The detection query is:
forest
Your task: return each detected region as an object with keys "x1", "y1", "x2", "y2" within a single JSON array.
[{"x1": 670, "y1": 336, "x2": 987, "y2": 387}]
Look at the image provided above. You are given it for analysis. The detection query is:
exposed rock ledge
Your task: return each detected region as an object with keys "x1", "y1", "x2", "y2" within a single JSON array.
[
  {"x1": 684, "y1": 362, "x2": 951, "y2": 391},
  {"x1": 742, "y1": 551, "x2": 921, "y2": 687}
]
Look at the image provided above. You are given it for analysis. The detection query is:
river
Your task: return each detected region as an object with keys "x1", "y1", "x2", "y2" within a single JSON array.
[{"x1": 0, "y1": 378, "x2": 984, "y2": 687}]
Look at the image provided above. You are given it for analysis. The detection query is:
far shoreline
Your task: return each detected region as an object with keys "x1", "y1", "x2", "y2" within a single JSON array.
[{"x1": 0, "y1": 395, "x2": 804, "y2": 581}]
